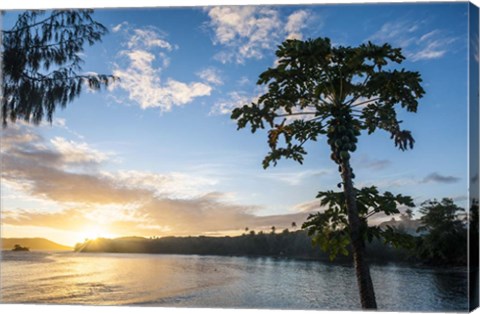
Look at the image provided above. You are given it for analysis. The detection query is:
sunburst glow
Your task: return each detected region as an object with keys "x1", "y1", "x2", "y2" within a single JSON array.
[{"x1": 78, "y1": 226, "x2": 116, "y2": 242}]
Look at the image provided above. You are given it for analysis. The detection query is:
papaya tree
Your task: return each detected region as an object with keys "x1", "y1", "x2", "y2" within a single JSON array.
[
  {"x1": 231, "y1": 37, "x2": 424, "y2": 309},
  {"x1": 1, "y1": 9, "x2": 116, "y2": 126}
]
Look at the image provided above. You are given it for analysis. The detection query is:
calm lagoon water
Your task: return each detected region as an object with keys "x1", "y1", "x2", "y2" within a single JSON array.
[{"x1": 0, "y1": 251, "x2": 468, "y2": 311}]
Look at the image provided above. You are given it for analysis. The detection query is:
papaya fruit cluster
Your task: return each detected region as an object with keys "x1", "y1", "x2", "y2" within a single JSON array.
[{"x1": 327, "y1": 111, "x2": 360, "y2": 167}]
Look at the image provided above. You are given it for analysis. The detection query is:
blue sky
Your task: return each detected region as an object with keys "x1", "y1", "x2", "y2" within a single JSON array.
[{"x1": 1, "y1": 3, "x2": 475, "y2": 245}]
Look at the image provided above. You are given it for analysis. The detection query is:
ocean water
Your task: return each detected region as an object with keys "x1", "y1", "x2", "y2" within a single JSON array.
[{"x1": 0, "y1": 251, "x2": 468, "y2": 311}]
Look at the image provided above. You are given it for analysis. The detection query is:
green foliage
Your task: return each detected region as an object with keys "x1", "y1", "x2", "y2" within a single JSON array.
[
  {"x1": 470, "y1": 198, "x2": 479, "y2": 232},
  {"x1": 1, "y1": 10, "x2": 117, "y2": 126},
  {"x1": 415, "y1": 198, "x2": 467, "y2": 265},
  {"x1": 231, "y1": 37, "x2": 424, "y2": 169},
  {"x1": 302, "y1": 186, "x2": 416, "y2": 260}
]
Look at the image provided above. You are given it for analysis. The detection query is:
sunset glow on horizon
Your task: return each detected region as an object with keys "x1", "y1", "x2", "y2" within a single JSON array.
[{"x1": 1, "y1": 3, "x2": 471, "y2": 248}]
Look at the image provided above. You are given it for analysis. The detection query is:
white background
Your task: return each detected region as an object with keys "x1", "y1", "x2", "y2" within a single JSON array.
[{"x1": 1, "y1": 0, "x2": 479, "y2": 314}]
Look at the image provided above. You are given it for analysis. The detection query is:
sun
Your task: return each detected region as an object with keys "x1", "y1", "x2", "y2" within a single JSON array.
[{"x1": 78, "y1": 225, "x2": 116, "y2": 242}]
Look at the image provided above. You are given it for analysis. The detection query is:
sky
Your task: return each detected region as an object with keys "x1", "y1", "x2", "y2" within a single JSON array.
[{"x1": 0, "y1": 2, "x2": 475, "y2": 246}]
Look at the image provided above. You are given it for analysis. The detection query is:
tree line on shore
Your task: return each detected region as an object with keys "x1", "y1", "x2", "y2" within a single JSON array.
[
  {"x1": 75, "y1": 197, "x2": 478, "y2": 267},
  {"x1": 74, "y1": 229, "x2": 410, "y2": 263}
]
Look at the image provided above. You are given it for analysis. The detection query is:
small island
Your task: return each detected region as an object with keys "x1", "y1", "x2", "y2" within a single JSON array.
[{"x1": 12, "y1": 244, "x2": 30, "y2": 252}]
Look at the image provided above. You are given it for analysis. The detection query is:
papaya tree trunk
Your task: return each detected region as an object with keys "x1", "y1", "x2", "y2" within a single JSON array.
[{"x1": 341, "y1": 160, "x2": 377, "y2": 309}]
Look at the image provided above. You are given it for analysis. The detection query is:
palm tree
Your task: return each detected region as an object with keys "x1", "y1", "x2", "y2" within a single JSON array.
[{"x1": 232, "y1": 37, "x2": 424, "y2": 309}]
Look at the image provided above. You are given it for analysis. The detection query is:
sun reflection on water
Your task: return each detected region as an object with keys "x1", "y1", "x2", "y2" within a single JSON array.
[{"x1": 0, "y1": 251, "x2": 469, "y2": 310}]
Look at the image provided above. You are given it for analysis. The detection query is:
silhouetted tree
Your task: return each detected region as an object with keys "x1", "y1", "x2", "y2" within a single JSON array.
[
  {"x1": 416, "y1": 198, "x2": 467, "y2": 265},
  {"x1": 469, "y1": 198, "x2": 479, "y2": 307},
  {"x1": 1, "y1": 9, "x2": 116, "y2": 126},
  {"x1": 470, "y1": 199, "x2": 479, "y2": 261},
  {"x1": 12, "y1": 244, "x2": 29, "y2": 251},
  {"x1": 271, "y1": 226, "x2": 276, "y2": 234},
  {"x1": 291, "y1": 221, "x2": 297, "y2": 229},
  {"x1": 231, "y1": 37, "x2": 424, "y2": 309}
]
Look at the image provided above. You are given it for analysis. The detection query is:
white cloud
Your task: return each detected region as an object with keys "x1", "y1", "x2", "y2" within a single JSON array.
[
  {"x1": 111, "y1": 25, "x2": 212, "y2": 111},
  {"x1": 353, "y1": 155, "x2": 391, "y2": 171},
  {"x1": 50, "y1": 137, "x2": 109, "y2": 165},
  {"x1": 421, "y1": 172, "x2": 460, "y2": 184},
  {"x1": 208, "y1": 6, "x2": 278, "y2": 44},
  {"x1": 358, "y1": 177, "x2": 417, "y2": 189},
  {"x1": 237, "y1": 76, "x2": 251, "y2": 86},
  {"x1": 410, "y1": 37, "x2": 457, "y2": 61},
  {"x1": 292, "y1": 198, "x2": 324, "y2": 213},
  {"x1": 112, "y1": 21, "x2": 128, "y2": 33},
  {"x1": 127, "y1": 28, "x2": 174, "y2": 51},
  {"x1": 210, "y1": 91, "x2": 258, "y2": 115},
  {"x1": 120, "y1": 49, "x2": 155, "y2": 71},
  {"x1": 285, "y1": 9, "x2": 310, "y2": 40},
  {"x1": 197, "y1": 67, "x2": 223, "y2": 86},
  {"x1": 418, "y1": 30, "x2": 439, "y2": 42},
  {"x1": 369, "y1": 20, "x2": 418, "y2": 43},
  {"x1": 52, "y1": 118, "x2": 66, "y2": 128},
  {"x1": 1, "y1": 124, "x2": 108, "y2": 169},
  {"x1": 1, "y1": 144, "x2": 147, "y2": 206},
  {"x1": 163, "y1": 79, "x2": 212, "y2": 107},
  {"x1": 1, "y1": 126, "x2": 215, "y2": 207},
  {"x1": 358, "y1": 171, "x2": 461, "y2": 190},
  {"x1": 411, "y1": 46, "x2": 445, "y2": 61},
  {"x1": 262, "y1": 169, "x2": 329, "y2": 186},
  {"x1": 368, "y1": 20, "x2": 459, "y2": 62},
  {"x1": 206, "y1": 7, "x2": 312, "y2": 64},
  {"x1": 473, "y1": 34, "x2": 479, "y2": 62},
  {"x1": 0, "y1": 124, "x2": 41, "y2": 151},
  {"x1": 2, "y1": 126, "x2": 318, "y2": 237},
  {"x1": 111, "y1": 170, "x2": 219, "y2": 199}
]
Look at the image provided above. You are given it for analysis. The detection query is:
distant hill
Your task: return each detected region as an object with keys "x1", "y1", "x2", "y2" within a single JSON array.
[
  {"x1": 1, "y1": 238, "x2": 72, "y2": 251},
  {"x1": 378, "y1": 219, "x2": 423, "y2": 235}
]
